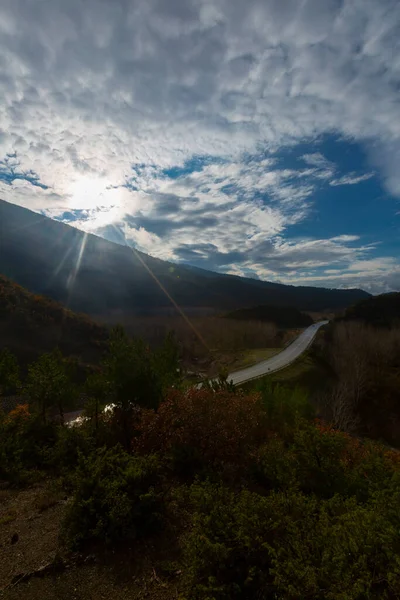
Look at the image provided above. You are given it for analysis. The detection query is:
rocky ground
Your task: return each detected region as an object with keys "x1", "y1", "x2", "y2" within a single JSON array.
[{"x1": 0, "y1": 482, "x2": 179, "y2": 600}]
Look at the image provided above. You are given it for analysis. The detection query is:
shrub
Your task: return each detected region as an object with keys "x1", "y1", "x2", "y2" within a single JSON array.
[
  {"x1": 269, "y1": 493, "x2": 400, "y2": 599},
  {"x1": 181, "y1": 480, "x2": 400, "y2": 600},
  {"x1": 289, "y1": 421, "x2": 351, "y2": 498},
  {"x1": 50, "y1": 424, "x2": 95, "y2": 475},
  {"x1": 63, "y1": 446, "x2": 163, "y2": 548},
  {"x1": 251, "y1": 435, "x2": 300, "y2": 493},
  {"x1": 252, "y1": 420, "x2": 400, "y2": 501},
  {"x1": 0, "y1": 405, "x2": 58, "y2": 484},
  {"x1": 135, "y1": 388, "x2": 267, "y2": 476},
  {"x1": 182, "y1": 482, "x2": 277, "y2": 599}
]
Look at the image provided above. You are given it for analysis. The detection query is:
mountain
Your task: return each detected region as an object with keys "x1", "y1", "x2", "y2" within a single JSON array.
[
  {"x1": 225, "y1": 305, "x2": 314, "y2": 329},
  {"x1": 0, "y1": 199, "x2": 370, "y2": 316},
  {"x1": 339, "y1": 292, "x2": 400, "y2": 328},
  {"x1": 0, "y1": 274, "x2": 108, "y2": 367}
]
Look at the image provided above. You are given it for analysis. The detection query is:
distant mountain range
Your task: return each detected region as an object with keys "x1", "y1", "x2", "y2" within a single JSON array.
[{"x1": 0, "y1": 199, "x2": 370, "y2": 316}]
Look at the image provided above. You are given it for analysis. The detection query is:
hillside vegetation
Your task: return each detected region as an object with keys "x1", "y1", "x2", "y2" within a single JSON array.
[
  {"x1": 0, "y1": 199, "x2": 369, "y2": 316},
  {"x1": 0, "y1": 275, "x2": 287, "y2": 380},
  {"x1": 339, "y1": 292, "x2": 400, "y2": 328},
  {"x1": 225, "y1": 304, "x2": 314, "y2": 328},
  {"x1": 0, "y1": 274, "x2": 108, "y2": 368},
  {"x1": 1, "y1": 321, "x2": 400, "y2": 599},
  {"x1": 315, "y1": 320, "x2": 400, "y2": 446}
]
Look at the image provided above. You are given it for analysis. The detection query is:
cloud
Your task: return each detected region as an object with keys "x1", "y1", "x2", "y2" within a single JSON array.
[
  {"x1": 0, "y1": 0, "x2": 399, "y2": 291},
  {"x1": 279, "y1": 257, "x2": 400, "y2": 294},
  {"x1": 300, "y1": 153, "x2": 335, "y2": 181},
  {"x1": 1, "y1": 0, "x2": 400, "y2": 187},
  {"x1": 330, "y1": 173, "x2": 374, "y2": 186}
]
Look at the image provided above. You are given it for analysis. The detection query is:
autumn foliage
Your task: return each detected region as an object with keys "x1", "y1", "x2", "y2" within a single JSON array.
[
  {"x1": 134, "y1": 387, "x2": 266, "y2": 471},
  {"x1": 7, "y1": 403, "x2": 30, "y2": 422}
]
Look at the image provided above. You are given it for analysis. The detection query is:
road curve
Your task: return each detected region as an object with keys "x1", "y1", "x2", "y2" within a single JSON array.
[
  {"x1": 64, "y1": 321, "x2": 328, "y2": 424},
  {"x1": 227, "y1": 320, "x2": 329, "y2": 386}
]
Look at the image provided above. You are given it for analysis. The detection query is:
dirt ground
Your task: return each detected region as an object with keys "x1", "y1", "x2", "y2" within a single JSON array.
[{"x1": 0, "y1": 483, "x2": 180, "y2": 600}]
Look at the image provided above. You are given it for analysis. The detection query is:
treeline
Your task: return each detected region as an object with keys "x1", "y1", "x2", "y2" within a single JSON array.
[
  {"x1": 2, "y1": 327, "x2": 400, "y2": 598},
  {"x1": 0, "y1": 273, "x2": 281, "y2": 377},
  {"x1": 314, "y1": 319, "x2": 400, "y2": 446},
  {"x1": 338, "y1": 292, "x2": 400, "y2": 328},
  {"x1": 225, "y1": 304, "x2": 314, "y2": 328}
]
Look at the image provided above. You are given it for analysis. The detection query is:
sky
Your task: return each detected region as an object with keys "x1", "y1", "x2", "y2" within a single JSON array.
[{"x1": 0, "y1": 0, "x2": 400, "y2": 294}]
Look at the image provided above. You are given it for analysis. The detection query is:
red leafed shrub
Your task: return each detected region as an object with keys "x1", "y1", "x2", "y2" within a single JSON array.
[
  {"x1": 134, "y1": 388, "x2": 267, "y2": 471},
  {"x1": 7, "y1": 403, "x2": 30, "y2": 422},
  {"x1": 384, "y1": 449, "x2": 400, "y2": 469}
]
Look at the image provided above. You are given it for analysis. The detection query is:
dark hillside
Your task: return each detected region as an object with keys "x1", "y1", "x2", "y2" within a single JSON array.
[
  {"x1": 0, "y1": 274, "x2": 108, "y2": 367},
  {"x1": 339, "y1": 292, "x2": 400, "y2": 328},
  {"x1": 225, "y1": 304, "x2": 314, "y2": 328}
]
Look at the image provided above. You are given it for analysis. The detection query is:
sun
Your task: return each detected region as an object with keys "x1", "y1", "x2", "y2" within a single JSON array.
[
  {"x1": 65, "y1": 175, "x2": 131, "y2": 231},
  {"x1": 68, "y1": 176, "x2": 114, "y2": 210}
]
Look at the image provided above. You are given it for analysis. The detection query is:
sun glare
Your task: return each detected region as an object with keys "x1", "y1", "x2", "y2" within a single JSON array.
[{"x1": 68, "y1": 177, "x2": 113, "y2": 210}]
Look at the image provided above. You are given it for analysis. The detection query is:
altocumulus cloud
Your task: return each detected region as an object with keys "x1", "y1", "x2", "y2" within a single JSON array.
[{"x1": 0, "y1": 0, "x2": 399, "y2": 292}]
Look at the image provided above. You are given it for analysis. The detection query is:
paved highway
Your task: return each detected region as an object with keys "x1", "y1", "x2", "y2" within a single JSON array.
[
  {"x1": 227, "y1": 320, "x2": 329, "y2": 386},
  {"x1": 64, "y1": 321, "x2": 328, "y2": 424}
]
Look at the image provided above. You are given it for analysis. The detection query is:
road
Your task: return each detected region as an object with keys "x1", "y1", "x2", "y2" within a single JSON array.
[
  {"x1": 63, "y1": 321, "x2": 328, "y2": 424},
  {"x1": 227, "y1": 320, "x2": 329, "y2": 386}
]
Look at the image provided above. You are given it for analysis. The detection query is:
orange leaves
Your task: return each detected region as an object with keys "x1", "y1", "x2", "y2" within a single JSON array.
[
  {"x1": 134, "y1": 388, "x2": 267, "y2": 468},
  {"x1": 7, "y1": 403, "x2": 30, "y2": 422},
  {"x1": 384, "y1": 448, "x2": 400, "y2": 469},
  {"x1": 314, "y1": 417, "x2": 400, "y2": 473}
]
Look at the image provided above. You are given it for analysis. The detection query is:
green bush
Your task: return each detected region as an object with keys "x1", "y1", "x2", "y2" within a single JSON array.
[
  {"x1": 251, "y1": 435, "x2": 300, "y2": 493},
  {"x1": 50, "y1": 424, "x2": 95, "y2": 475},
  {"x1": 63, "y1": 446, "x2": 163, "y2": 548},
  {"x1": 181, "y1": 481, "x2": 276, "y2": 599},
  {"x1": 181, "y1": 480, "x2": 400, "y2": 600},
  {"x1": 0, "y1": 405, "x2": 58, "y2": 484},
  {"x1": 252, "y1": 421, "x2": 398, "y2": 502}
]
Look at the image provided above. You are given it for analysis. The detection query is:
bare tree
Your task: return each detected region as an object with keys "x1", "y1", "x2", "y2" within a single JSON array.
[{"x1": 322, "y1": 321, "x2": 400, "y2": 436}]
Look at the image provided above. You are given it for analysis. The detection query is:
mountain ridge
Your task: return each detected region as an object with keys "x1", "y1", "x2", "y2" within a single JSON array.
[{"x1": 0, "y1": 199, "x2": 370, "y2": 316}]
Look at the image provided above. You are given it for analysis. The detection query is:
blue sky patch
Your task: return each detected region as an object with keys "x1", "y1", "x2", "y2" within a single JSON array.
[{"x1": 0, "y1": 154, "x2": 48, "y2": 189}]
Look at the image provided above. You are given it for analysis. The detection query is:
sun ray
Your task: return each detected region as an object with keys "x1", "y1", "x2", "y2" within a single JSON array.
[
  {"x1": 108, "y1": 223, "x2": 210, "y2": 353},
  {"x1": 66, "y1": 231, "x2": 88, "y2": 306}
]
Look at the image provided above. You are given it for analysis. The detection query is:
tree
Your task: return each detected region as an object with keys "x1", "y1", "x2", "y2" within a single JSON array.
[
  {"x1": 0, "y1": 349, "x2": 20, "y2": 396},
  {"x1": 25, "y1": 349, "x2": 74, "y2": 423},
  {"x1": 153, "y1": 330, "x2": 181, "y2": 391},
  {"x1": 100, "y1": 326, "x2": 180, "y2": 449},
  {"x1": 321, "y1": 322, "x2": 400, "y2": 442},
  {"x1": 84, "y1": 371, "x2": 110, "y2": 432},
  {"x1": 104, "y1": 326, "x2": 181, "y2": 410}
]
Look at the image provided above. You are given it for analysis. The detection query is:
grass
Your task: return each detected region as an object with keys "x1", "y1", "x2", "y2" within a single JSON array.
[
  {"x1": 240, "y1": 350, "x2": 332, "y2": 397},
  {"x1": 230, "y1": 347, "x2": 281, "y2": 370}
]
